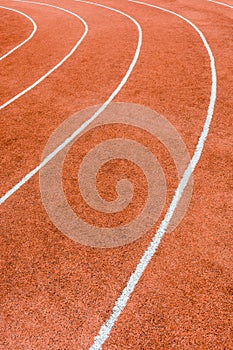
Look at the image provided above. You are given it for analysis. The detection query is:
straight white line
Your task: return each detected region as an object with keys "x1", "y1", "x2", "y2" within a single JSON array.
[
  {"x1": 208, "y1": 0, "x2": 233, "y2": 9},
  {"x1": 0, "y1": 0, "x2": 88, "y2": 110},
  {"x1": 0, "y1": 1, "x2": 142, "y2": 205},
  {"x1": 89, "y1": 1, "x2": 217, "y2": 349},
  {"x1": 0, "y1": 6, "x2": 37, "y2": 61}
]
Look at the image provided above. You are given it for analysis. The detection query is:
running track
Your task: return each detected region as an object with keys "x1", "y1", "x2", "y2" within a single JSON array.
[{"x1": 1, "y1": 0, "x2": 232, "y2": 349}]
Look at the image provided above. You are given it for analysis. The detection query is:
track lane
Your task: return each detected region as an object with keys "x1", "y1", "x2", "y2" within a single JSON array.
[
  {"x1": 89, "y1": 0, "x2": 217, "y2": 347},
  {"x1": 0, "y1": 0, "x2": 89, "y2": 195},
  {"x1": 1, "y1": 1, "x2": 144, "y2": 348},
  {"x1": 0, "y1": 0, "x2": 88, "y2": 109},
  {"x1": 0, "y1": 5, "x2": 37, "y2": 60},
  {"x1": 0, "y1": 0, "x2": 142, "y2": 197},
  {"x1": 0, "y1": 5, "x2": 33, "y2": 56},
  {"x1": 208, "y1": 0, "x2": 233, "y2": 9},
  {"x1": 0, "y1": 0, "x2": 141, "y2": 203},
  {"x1": 92, "y1": 1, "x2": 232, "y2": 349}
]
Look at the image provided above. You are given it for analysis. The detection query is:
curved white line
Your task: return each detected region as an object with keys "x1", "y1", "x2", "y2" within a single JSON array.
[
  {"x1": 208, "y1": 0, "x2": 233, "y2": 9},
  {"x1": 89, "y1": 1, "x2": 217, "y2": 349},
  {"x1": 0, "y1": 6, "x2": 37, "y2": 61},
  {"x1": 0, "y1": 2, "x2": 142, "y2": 209},
  {"x1": 0, "y1": 0, "x2": 88, "y2": 110}
]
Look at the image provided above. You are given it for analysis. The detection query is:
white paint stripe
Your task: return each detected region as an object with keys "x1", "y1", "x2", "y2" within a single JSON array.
[
  {"x1": 0, "y1": 1, "x2": 142, "y2": 205},
  {"x1": 89, "y1": 1, "x2": 217, "y2": 349},
  {"x1": 208, "y1": 0, "x2": 233, "y2": 9},
  {"x1": 0, "y1": 0, "x2": 88, "y2": 110},
  {"x1": 0, "y1": 6, "x2": 37, "y2": 61}
]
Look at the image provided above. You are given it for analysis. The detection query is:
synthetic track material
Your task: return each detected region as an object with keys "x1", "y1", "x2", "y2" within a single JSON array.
[
  {"x1": 89, "y1": 0, "x2": 217, "y2": 347},
  {"x1": 0, "y1": 5, "x2": 37, "y2": 60},
  {"x1": 0, "y1": 0, "x2": 88, "y2": 110},
  {"x1": 1, "y1": 0, "x2": 232, "y2": 349}
]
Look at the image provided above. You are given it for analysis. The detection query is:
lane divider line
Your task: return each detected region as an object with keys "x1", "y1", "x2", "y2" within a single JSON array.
[
  {"x1": 0, "y1": 1, "x2": 142, "y2": 206},
  {"x1": 208, "y1": 0, "x2": 233, "y2": 9},
  {"x1": 89, "y1": 1, "x2": 217, "y2": 349},
  {"x1": 0, "y1": 5, "x2": 37, "y2": 61},
  {"x1": 0, "y1": 0, "x2": 88, "y2": 110}
]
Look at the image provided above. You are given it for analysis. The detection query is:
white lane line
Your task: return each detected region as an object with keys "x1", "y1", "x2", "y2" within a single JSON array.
[
  {"x1": 208, "y1": 0, "x2": 233, "y2": 9},
  {"x1": 0, "y1": 1, "x2": 142, "y2": 205},
  {"x1": 0, "y1": 6, "x2": 37, "y2": 61},
  {"x1": 0, "y1": 0, "x2": 88, "y2": 110},
  {"x1": 89, "y1": 1, "x2": 217, "y2": 349}
]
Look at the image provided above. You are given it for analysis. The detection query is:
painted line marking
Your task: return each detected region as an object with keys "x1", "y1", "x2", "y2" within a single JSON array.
[
  {"x1": 0, "y1": 6, "x2": 37, "y2": 61},
  {"x1": 208, "y1": 0, "x2": 233, "y2": 9},
  {"x1": 89, "y1": 1, "x2": 217, "y2": 349},
  {"x1": 0, "y1": 1, "x2": 142, "y2": 205},
  {"x1": 0, "y1": 0, "x2": 88, "y2": 110}
]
